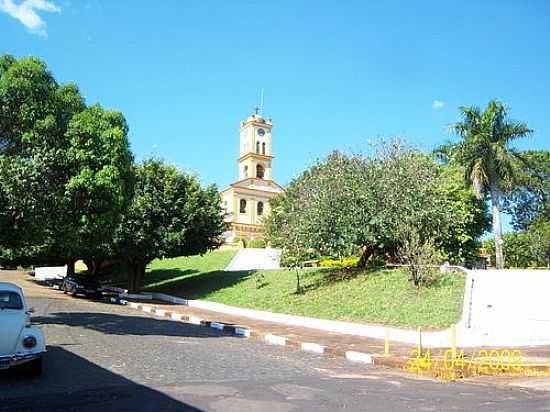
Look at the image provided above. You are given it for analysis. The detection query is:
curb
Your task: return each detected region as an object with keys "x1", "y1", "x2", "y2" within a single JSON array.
[
  {"x1": 111, "y1": 299, "x2": 550, "y2": 379},
  {"x1": 121, "y1": 300, "x2": 378, "y2": 365}
]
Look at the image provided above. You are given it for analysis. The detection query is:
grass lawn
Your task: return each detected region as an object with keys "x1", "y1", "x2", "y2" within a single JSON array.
[{"x1": 143, "y1": 249, "x2": 466, "y2": 329}]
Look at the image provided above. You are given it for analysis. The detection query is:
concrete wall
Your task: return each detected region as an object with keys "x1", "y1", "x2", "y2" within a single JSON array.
[{"x1": 459, "y1": 269, "x2": 550, "y2": 346}]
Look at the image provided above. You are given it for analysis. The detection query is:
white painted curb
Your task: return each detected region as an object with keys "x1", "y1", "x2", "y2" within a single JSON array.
[
  {"x1": 189, "y1": 316, "x2": 202, "y2": 325},
  {"x1": 265, "y1": 334, "x2": 287, "y2": 346},
  {"x1": 345, "y1": 351, "x2": 373, "y2": 364},
  {"x1": 301, "y1": 342, "x2": 324, "y2": 354}
]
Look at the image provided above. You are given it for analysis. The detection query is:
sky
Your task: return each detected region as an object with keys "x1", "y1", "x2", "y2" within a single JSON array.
[{"x1": 1, "y1": 0, "x2": 549, "y2": 195}]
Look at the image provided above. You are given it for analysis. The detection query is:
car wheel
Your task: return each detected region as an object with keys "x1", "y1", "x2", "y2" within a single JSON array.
[{"x1": 22, "y1": 357, "x2": 42, "y2": 377}]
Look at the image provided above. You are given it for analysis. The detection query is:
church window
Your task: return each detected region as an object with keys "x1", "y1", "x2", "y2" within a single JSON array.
[
  {"x1": 257, "y1": 201, "x2": 264, "y2": 216},
  {"x1": 262, "y1": 142, "x2": 266, "y2": 155},
  {"x1": 239, "y1": 199, "x2": 247, "y2": 214},
  {"x1": 243, "y1": 165, "x2": 248, "y2": 178},
  {"x1": 256, "y1": 141, "x2": 260, "y2": 154},
  {"x1": 256, "y1": 164, "x2": 265, "y2": 179}
]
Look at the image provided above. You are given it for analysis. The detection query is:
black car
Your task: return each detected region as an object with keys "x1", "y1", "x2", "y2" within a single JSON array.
[{"x1": 61, "y1": 275, "x2": 103, "y2": 298}]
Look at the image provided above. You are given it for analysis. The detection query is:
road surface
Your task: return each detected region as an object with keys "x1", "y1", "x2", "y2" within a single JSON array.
[{"x1": 1, "y1": 272, "x2": 550, "y2": 411}]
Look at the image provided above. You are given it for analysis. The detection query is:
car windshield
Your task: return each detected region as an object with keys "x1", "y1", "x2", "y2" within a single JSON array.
[{"x1": 0, "y1": 291, "x2": 23, "y2": 310}]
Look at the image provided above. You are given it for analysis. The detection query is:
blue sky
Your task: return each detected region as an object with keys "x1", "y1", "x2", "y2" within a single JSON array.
[{"x1": 1, "y1": 0, "x2": 549, "y2": 195}]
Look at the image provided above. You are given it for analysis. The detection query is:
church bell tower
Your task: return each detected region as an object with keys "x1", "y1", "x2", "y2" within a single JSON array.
[
  {"x1": 238, "y1": 112, "x2": 274, "y2": 181},
  {"x1": 220, "y1": 110, "x2": 285, "y2": 243}
]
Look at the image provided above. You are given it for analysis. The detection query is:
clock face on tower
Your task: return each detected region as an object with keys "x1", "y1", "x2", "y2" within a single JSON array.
[{"x1": 257, "y1": 128, "x2": 265, "y2": 137}]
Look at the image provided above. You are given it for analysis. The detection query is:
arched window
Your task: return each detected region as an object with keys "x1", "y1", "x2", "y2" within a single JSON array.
[
  {"x1": 257, "y1": 201, "x2": 264, "y2": 216},
  {"x1": 239, "y1": 199, "x2": 247, "y2": 214},
  {"x1": 262, "y1": 142, "x2": 266, "y2": 155},
  {"x1": 243, "y1": 165, "x2": 248, "y2": 178},
  {"x1": 256, "y1": 164, "x2": 265, "y2": 179},
  {"x1": 256, "y1": 141, "x2": 260, "y2": 154}
]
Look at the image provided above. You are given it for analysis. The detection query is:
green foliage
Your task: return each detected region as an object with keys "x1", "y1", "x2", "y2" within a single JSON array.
[
  {"x1": 503, "y1": 150, "x2": 550, "y2": 230},
  {"x1": 0, "y1": 54, "x2": 133, "y2": 267},
  {"x1": 112, "y1": 158, "x2": 226, "y2": 291},
  {"x1": 396, "y1": 229, "x2": 442, "y2": 287},
  {"x1": 483, "y1": 224, "x2": 550, "y2": 268},
  {"x1": 439, "y1": 99, "x2": 533, "y2": 269},
  {"x1": 247, "y1": 239, "x2": 266, "y2": 248},
  {"x1": 434, "y1": 165, "x2": 491, "y2": 264},
  {"x1": 0, "y1": 55, "x2": 224, "y2": 293},
  {"x1": 528, "y1": 220, "x2": 550, "y2": 267},
  {"x1": 265, "y1": 142, "x2": 489, "y2": 267}
]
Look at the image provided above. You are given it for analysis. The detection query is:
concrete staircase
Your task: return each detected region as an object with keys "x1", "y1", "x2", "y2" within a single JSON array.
[{"x1": 225, "y1": 248, "x2": 281, "y2": 271}]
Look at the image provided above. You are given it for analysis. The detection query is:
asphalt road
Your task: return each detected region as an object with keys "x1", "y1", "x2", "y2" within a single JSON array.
[{"x1": 1, "y1": 283, "x2": 550, "y2": 411}]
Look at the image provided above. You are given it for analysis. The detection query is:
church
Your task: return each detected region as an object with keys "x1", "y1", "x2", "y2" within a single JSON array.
[{"x1": 221, "y1": 111, "x2": 284, "y2": 242}]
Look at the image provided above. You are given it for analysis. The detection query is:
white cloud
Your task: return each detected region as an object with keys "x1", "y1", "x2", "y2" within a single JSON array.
[
  {"x1": 432, "y1": 99, "x2": 445, "y2": 110},
  {"x1": 0, "y1": 0, "x2": 61, "y2": 37}
]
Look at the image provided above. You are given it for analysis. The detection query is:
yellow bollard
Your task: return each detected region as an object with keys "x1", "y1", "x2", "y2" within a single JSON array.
[
  {"x1": 451, "y1": 324, "x2": 457, "y2": 359},
  {"x1": 384, "y1": 329, "x2": 390, "y2": 356}
]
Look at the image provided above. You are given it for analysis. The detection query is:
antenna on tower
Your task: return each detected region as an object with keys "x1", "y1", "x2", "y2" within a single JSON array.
[{"x1": 259, "y1": 88, "x2": 264, "y2": 116}]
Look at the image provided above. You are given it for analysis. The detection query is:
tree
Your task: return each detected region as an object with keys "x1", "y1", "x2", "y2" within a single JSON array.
[
  {"x1": 503, "y1": 150, "x2": 550, "y2": 230},
  {"x1": 396, "y1": 228, "x2": 442, "y2": 287},
  {"x1": 0, "y1": 55, "x2": 133, "y2": 271},
  {"x1": 265, "y1": 142, "x2": 489, "y2": 272},
  {"x1": 112, "y1": 159, "x2": 225, "y2": 292},
  {"x1": 441, "y1": 100, "x2": 532, "y2": 269},
  {"x1": 483, "y1": 224, "x2": 550, "y2": 268},
  {"x1": 61, "y1": 104, "x2": 134, "y2": 271},
  {"x1": 527, "y1": 220, "x2": 550, "y2": 267}
]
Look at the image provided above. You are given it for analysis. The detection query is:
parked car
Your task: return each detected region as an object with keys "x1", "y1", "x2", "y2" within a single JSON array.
[
  {"x1": 61, "y1": 275, "x2": 103, "y2": 298},
  {"x1": 0, "y1": 282, "x2": 46, "y2": 376}
]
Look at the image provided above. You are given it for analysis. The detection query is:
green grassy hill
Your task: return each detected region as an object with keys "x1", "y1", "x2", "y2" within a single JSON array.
[{"x1": 142, "y1": 249, "x2": 465, "y2": 328}]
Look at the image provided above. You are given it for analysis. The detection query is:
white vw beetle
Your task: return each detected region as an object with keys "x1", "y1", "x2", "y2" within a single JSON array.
[{"x1": 0, "y1": 282, "x2": 45, "y2": 376}]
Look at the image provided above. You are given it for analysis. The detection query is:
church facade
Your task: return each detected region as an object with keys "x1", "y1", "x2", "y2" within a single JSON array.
[{"x1": 221, "y1": 112, "x2": 284, "y2": 242}]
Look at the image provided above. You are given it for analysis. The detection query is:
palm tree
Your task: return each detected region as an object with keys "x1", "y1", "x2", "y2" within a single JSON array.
[{"x1": 443, "y1": 100, "x2": 532, "y2": 269}]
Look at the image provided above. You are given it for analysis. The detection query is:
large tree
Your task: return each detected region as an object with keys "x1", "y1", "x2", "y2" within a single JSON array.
[
  {"x1": 112, "y1": 159, "x2": 225, "y2": 292},
  {"x1": 0, "y1": 55, "x2": 134, "y2": 270},
  {"x1": 442, "y1": 100, "x2": 532, "y2": 269},
  {"x1": 265, "y1": 143, "x2": 489, "y2": 268}
]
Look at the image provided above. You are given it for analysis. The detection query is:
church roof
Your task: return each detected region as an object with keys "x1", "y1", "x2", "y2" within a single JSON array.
[{"x1": 221, "y1": 177, "x2": 285, "y2": 195}]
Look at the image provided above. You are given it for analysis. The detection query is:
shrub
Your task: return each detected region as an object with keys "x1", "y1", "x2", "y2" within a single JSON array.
[
  {"x1": 248, "y1": 239, "x2": 266, "y2": 248},
  {"x1": 396, "y1": 229, "x2": 442, "y2": 287},
  {"x1": 319, "y1": 257, "x2": 360, "y2": 268}
]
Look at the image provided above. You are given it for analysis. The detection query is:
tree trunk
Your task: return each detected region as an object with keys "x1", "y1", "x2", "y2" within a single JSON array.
[
  {"x1": 67, "y1": 260, "x2": 75, "y2": 276},
  {"x1": 127, "y1": 259, "x2": 137, "y2": 293},
  {"x1": 357, "y1": 246, "x2": 373, "y2": 269},
  {"x1": 135, "y1": 260, "x2": 146, "y2": 291},
  {"x1": 127, "y1": 258, "x2": 146, "y2": 293},
  {"x1": 490, "y1": 182, "x2": 505, "y2": 269}
]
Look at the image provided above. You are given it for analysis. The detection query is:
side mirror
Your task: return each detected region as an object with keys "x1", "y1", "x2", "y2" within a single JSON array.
[{"x1": 27, "y1": 307, "x2": 35, "y2": 314}]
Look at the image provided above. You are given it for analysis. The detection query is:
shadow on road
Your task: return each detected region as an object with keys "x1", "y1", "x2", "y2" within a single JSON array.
[
  {"x1": 0, "y1": 346, "x2": 202, "y2": 411},
  {"x1": 33, "y1": 311, "x2": 232, "y2": 338}
]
